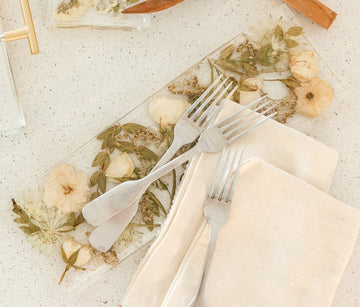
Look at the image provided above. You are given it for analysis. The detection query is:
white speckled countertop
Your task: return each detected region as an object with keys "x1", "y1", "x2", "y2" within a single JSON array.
[{"x1": 0, "y1": 0, "x2": 359, "y2": 306}]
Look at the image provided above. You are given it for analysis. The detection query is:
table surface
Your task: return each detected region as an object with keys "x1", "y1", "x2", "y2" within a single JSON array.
[{"x1": 0, "y1": 0, "x2": 359, "y2": 306}]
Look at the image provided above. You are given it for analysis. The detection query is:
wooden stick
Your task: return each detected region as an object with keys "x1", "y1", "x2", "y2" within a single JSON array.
[
  {"x1": 282, "y1": 0, "x2": 337, "y2": 29},
  {"x1": 122, "y1": 0, "x2": 185, "y2": 14}
]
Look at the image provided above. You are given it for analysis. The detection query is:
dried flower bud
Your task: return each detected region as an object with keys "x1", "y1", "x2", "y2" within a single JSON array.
[
  {"x1": 149, "y1": 96, "x2": 191, "y2": 127},
  {"x1": 105, "y1": 153, "x2": 135, "y2": 183},
  {"x1": 62, "y1": 238, "x2": 93, "y2": 268},
  {"x1": 290, "y1": 50, "x2": 319, "y2": 82}
]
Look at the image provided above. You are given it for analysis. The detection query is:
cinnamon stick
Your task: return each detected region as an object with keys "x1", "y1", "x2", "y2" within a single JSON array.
[{"x1": 282, "y1": 0, "x2": 337, "y2": 29}]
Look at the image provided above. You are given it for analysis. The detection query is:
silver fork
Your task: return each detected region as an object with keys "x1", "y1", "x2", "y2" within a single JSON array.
[
  {"x1": 83, "y1": 100, "x2": 276, "y2": 251},
  {"x1": 155, "y1": 74, "x2": 236, "y2": 169},
  {"x1": 86, "y1": 87, "x2": 267, "y2": 253},
  {"x1": 188, "y1": 149, "x2": 243, "y2": 307}
]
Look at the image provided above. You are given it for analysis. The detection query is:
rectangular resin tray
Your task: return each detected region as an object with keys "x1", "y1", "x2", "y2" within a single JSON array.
[{"x1": 5, "y1": 4, "x2": 345, "y2": 291}]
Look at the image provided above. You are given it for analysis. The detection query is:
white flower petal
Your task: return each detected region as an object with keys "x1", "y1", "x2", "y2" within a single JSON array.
[
  {"x1": 105, "y1": 153, "x2": 135, "y2": 183},
  {"x1": 149, "y1": 96, "x2": 191, "y2": 126}
]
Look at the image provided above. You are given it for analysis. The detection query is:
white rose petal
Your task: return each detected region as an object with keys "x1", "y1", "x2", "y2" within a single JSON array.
[
  {"x1": 149, "y1": 96, "x2": 191, "y2": 126},
  {"x1": 73, "y1": 245, "x2": 93, "y2": 267},
  {"x1": 62, "y1": 238, "x2": 83, "y2": 260},
  {"x1": 105, "y1": 153, "x2": 135, "y2": 183},
  {"x1": 239, "y1": 78, "x2": 264, "y2": 106},
  {"x1": 62, "y1": 239, "x2": 93, "y2": 267},
  {"x1": 290, "y1": 50, "x2": 319, "y2": 82}
]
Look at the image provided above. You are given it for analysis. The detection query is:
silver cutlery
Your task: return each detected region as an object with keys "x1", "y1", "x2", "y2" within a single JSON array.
[
  {"x1": 83, "y1": 98, "x2": 276, "y2": 251},
  {"x1": 188, "y1": 149, "x2": 243, "y2": 307}
]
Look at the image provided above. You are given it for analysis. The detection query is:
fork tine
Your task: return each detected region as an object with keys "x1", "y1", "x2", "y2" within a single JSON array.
[
  {"x1": 228, "y1": 151, "x2": 244, "y2": 201},
  {"x1": 216, "y1": 95, "x2": 267, "y2": 127},
  {"x1": 227, "y1": 111, "x2": 277, "y2": 143},
  {"x1": 183, "y1": 74, "x2": 224, "y2": 117},
  {"x1": 208, "y1": 149, "x2": 225, "y2": 198},
  {"x1": 196, "y1": 82, "x2": 235, "y2": 124},
  {"x1": 220, "y1": 149, "x2": 240, "y2": 201},
  {"x1": 221, "y1": 98, "x2": 271, "y2": 132},
  {"x1": 214, "y1": 150, "x2": 232, "y2": 199},
  {"x1": 190, "y1": 78, "x2": 229, "y2": 120},
  {"x1": 201, "y1": 86, "x2": 238, "y2": 127}
]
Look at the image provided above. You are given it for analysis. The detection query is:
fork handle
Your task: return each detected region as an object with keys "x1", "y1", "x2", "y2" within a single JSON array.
[{"x1": 189, "y1": 224, "x2": 221, "y2": 307}]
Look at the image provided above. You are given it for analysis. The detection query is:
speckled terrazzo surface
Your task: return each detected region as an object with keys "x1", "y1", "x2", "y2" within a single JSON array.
[{"x1": 0, "y1": 0, "x2": 359, "y2": 306}]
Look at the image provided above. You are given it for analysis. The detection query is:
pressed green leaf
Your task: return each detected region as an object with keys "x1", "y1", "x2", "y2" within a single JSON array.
[
  {"x1": 90, "y1": 171, "x2": 100, "y2": 187},
  {"x1": 13, "y1": 217, "x2": 25, "y2": 224},
  {"x1": 68, "y1": 249, "x2": 81, "y2": 265},
  {"x1": 137, "y1": 146, "x2": 158, "y2": 162},
  {"x1": 97, "y1": 125, "x2": 121, "y2": 140},
  {"x1": 279, "y1": 76, "x2": 301, "y2": 89},
  {"x1": 274, "y1": 24, "x2": 284, "y2": 40},
  {"x1": 122, "y1": 123, "x2": 148, "y2": 134},
  {"x1": 73, "y1": 213, "x2": 85, "y2": 227},
  {"x1": 20, "y1": 226, "x2": 38, "y2": 235},
  {"x1": 90, "y1": 192, "x2": 101, "y2": 201},
  {"x1": 101, "y1": 154, "x2": 110, "y2": 171},
  {"x1": 286, "y1": 26, "x2": 304, "y2": 36},
  {"x1": 116, "y1": 141, "x2": 137, "y2": 153},
  {"x1": 61, "y1": 246, "x2": 68, "y2": 262},
  {"x1": 284, "y1": 39, "x2": 299, "y2": 48},
  {"x1": 98, "y1": 173, "x2": 107, "y2": 193},
  {"x1": 92, "y1": 152, "x2": 109, "y2": 167},
  {"x1": 147, "y1": 191, "x2": 167, "y2": 216}
]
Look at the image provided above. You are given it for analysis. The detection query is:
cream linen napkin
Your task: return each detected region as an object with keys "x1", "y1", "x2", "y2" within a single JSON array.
[{"x1": 121, "y1": 101, "x2": 341, "y2": 307}]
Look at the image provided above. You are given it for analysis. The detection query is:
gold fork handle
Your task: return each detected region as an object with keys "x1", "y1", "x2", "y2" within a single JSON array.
[{"x1": 4, "y1": 0, "x2": 39, "y2": 54}]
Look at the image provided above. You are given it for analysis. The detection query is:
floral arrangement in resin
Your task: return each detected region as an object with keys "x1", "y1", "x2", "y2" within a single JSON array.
[
  {"x1": 11, "y1": 96, "x2": 189, "y2": 284},
  {"x1": 11, "y1": 16, "x2": 334, "y2": 286},
  {"x1": 169, "y1": 17, "x2": 334, "y2": 123}
]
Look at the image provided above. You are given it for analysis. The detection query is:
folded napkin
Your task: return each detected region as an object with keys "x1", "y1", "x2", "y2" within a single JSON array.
[{"x1": 122, "y1": 101, "x2": 344, "y2": 307}]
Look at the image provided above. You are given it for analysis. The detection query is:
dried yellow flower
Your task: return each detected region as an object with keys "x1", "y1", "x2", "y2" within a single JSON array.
[
  {"x1": 295, "y1": 77, "x2": 334, "y2": 118},
  {"x1": 290, "y1": 50, "x2": 319, "y2": 82}
]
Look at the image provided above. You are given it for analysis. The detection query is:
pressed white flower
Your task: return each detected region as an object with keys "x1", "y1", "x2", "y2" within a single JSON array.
[
  {"x1": 295, "y1": 77, "x2": 334, "y2": 117},
  {"x1": 290, "y1": 50, "x2": 319, "y2": 82},
  {"x1": 44, "y1": 164, "x2": 90, "y2": 214},
  {"x1": 105, "y1": 153, "x2": 135, "y2": 183},
  {"x1": 149, "y1": 96, "x2": 191, "y2": 127},
  {"x1": 18, "y1": 190, "x2": 71, "y2": 253},
  {"x1": 62, "y1": 238, "x2": 93, "y2": 267},
  {"x1": 239, "y1": 78, "x2": 264, "y2": 106}
]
